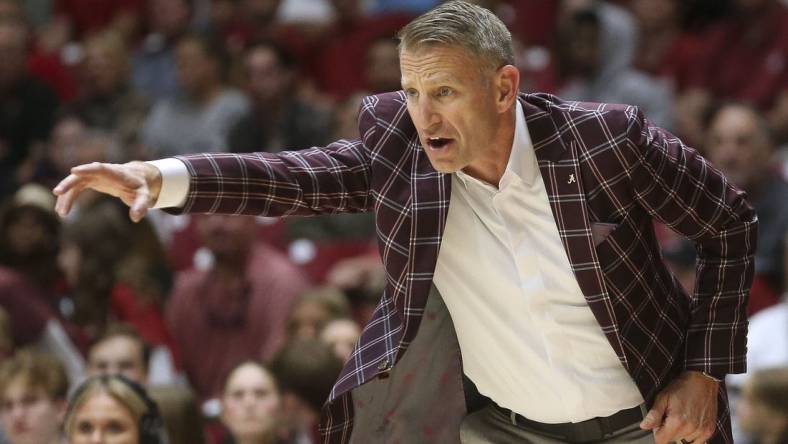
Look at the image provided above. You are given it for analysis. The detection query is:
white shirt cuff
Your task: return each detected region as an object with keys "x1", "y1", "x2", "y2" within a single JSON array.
[{"x1": 147, "y1": 158, "x2": 190, "y2": 208}]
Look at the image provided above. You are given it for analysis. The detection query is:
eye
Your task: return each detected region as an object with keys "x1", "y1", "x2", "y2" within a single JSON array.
[
  {"x1": 437, "y1": 86, "x2": 453, "y2": 97},
  {"x1": 106, "y1": 420, "x2": 127, "y2": 434},
  {"x1": 404, "y1": 88, "x2": 418, "y2": 99},
  {"x1": 77, "y1": 421, "x2": 94, "y2": 434}
]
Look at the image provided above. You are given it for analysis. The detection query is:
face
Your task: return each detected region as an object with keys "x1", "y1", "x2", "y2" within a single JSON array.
[
  {"x1": 221, "y1": 364, "x2": 280, "y2": 440},
  {"x1": 320, "y1": 319, "x2": 360, "y2": 361},
  {"x1": 0, "y1": 24, "x2": 27, "y2": 89},
  {"x1": 400, "y1": 45, "x2": 510, "y2": 179},
  {"x1": 149, "y1": 0, "x2": 190, "y2": 37},
  {"x1": 366, "y1": 39, "x2": 401, "y2": 93},
  {"x1": 175, "y1": 39, "x2": 216, "y2": 95},
  {"x1": 244, "y1": 46, "x2": 290, "y2": 104},
  {"x1": 87, "y1": 336, "x2": 147, "y2": 385},
  {"x1": 84, "y1": 42, "x2": 125, "y2": 95},
  {"x1": 57, "y1": 242, "x2": 82, "y2": 288},
  {"x1": 50, "y1": 117, "x2": 88, "y2": 174},
  {"x1": 289, "y1": 301, "x2": 331, "y2": 340},
  {"x1": 196, "y1": 215, "x2": 258, "y2": 260},
  {"x1": 3, "y1": 208, "x2": 55, "y2": 259},
  {"x1": 632, "y1": 0, "x2": 678, "y2": 31},
  {"x1": 564, "y1": 22, "x2": 599, "y2": 76},
  {"x1": 0, "y1": 380, "x2": 64, "y2": 444},
  {"x1": 69, "y1": 393, "x2": 139, "y2": 444},
  {"x1": 706, "y1": 106, "x2": 773, "y2": 190}
]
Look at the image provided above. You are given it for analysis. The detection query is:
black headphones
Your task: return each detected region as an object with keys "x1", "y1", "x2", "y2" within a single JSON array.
[{"x1": 67, "y1": 374, "x2": 165, "y2": 444}]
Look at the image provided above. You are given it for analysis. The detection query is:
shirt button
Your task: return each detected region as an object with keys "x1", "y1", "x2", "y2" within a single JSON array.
[{"x1": 377, "y1": 358, "x2": 390, "y2": 371}]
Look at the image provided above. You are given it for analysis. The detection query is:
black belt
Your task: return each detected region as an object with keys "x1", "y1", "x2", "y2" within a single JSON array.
[{"x1": 493, "y1": 403, "x2": 645, "y2": 443}]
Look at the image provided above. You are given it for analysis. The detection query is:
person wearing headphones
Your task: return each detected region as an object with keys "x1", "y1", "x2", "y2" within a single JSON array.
[{"x1": 65, "y1": 374, "x2": 166, "y2": 444}]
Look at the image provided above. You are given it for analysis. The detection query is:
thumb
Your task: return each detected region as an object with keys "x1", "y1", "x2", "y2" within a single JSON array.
[
  {"x1": 640, "y1": 396, "x2": 667, "y2": 430},
  {"x1": 129, "y1": 187, "x2": 152, "y2": 223}
]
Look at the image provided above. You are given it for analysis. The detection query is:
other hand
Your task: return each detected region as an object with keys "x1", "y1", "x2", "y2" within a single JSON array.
[
  {"x1": 53, "y1": 161, "x2": 162, "y2": 222},
  {"x1": 640, "y1": 371, "x2": 719, "y2": 444}
]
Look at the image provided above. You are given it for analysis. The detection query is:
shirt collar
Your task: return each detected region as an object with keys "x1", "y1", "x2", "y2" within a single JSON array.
[{"x1": 508, "y1": 100, "x2": 538, "y2": 186}]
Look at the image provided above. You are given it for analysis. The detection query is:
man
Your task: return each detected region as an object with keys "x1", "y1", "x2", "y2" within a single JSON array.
[
  {"x1": 228, "y1": 40, "x2": 333, "y2": 154},
  {"x1": 166, "y1": 214, "x2": 308, "y2": 401},
  {"x1": 704, "y1": 104, "x2": 787, "y2": 314},
  {"x1": 86, "y1": 323, "x2": 150, "y2": 385},
  {"x1": 54, "y1": 2, "x2": 756, "y2": 443},
  {"x1": 0, "y1": 350, "x2": 68, "y2": 444},
  {"x1": 0, "y1": 19, "x2": 59, "y2": 198},
  {"x1": 86, "y1": 323, "x2": 207, "y2": 444}
]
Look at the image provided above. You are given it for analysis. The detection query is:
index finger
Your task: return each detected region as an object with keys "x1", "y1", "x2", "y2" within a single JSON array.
[
  {"x1": 53, "y1": 173, "x2": 85, "y2": 196},
  {"x1": 654, "y1": 416, "x2": 683, "y2": 444}
]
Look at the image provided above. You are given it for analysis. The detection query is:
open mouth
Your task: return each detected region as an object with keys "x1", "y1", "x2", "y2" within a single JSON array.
[{"x1": 427, "y1": 137, "x2": 453, "y2": 150}]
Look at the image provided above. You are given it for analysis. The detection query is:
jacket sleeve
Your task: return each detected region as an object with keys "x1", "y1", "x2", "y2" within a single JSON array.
[
  {"x1": 623, "y1": 107, "x2": 757, "y2": 378},
  {"x1": 169, "y1": 99, "x2": 379, "y2": 217}
]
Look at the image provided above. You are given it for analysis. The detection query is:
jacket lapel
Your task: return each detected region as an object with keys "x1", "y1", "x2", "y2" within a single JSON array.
[{"x1": 522, "y1": 96, "x2": 627, "y2": 365}]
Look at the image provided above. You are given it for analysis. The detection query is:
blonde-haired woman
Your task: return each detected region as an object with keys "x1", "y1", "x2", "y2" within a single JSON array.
[{"x1": 65, "y1": 375, "x2": 164, "y2": 444}]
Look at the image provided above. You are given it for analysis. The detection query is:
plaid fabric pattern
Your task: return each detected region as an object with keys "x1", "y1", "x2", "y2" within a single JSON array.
[{"x1": 174, "y1": 92, "x2": 756, "y2": 444}]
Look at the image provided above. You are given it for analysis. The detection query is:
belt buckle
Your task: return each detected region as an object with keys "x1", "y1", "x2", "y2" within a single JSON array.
[{"x1": 572, "y1": 418, "x2": 605, "y2": 442}]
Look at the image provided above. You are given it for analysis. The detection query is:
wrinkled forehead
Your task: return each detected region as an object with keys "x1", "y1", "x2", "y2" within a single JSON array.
[{"x1": 399, "y1": 44, "x2": 490, "y2": 83}]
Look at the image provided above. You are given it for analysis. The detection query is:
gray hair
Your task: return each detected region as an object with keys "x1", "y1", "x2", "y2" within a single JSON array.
[{"x1": 397, "y1": 1, "x2": 514, "y2": 70}]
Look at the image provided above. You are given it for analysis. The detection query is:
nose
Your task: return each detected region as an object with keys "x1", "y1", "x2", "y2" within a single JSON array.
[
  {"x1": 89, "y1": 429, "x2": 104, "y2": 444},
  {"x1": 712, "y1": 140, "x2": 740, "y2": 166},
  {"x1": 409, "y1": 96, "x2": 441, "y2": 134}
]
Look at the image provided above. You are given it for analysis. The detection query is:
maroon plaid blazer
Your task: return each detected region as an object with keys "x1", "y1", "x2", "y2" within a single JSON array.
[{"x1": 174, "y1": 92, "x2": 756, "y2": 443}]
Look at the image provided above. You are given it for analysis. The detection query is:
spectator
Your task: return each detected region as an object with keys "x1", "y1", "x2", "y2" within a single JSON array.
[
  {"x1": 736, "y1": 367, "x2": 788, "y2": 444},
  {"x1": 0, "y1": 0, "x2": 78, "y2": 103},
  {"x1": 705, "y1": 103, "x2": 788, "y2": 314},
  {"x1": 270, "y1": 340, "x2": 342, "y2": 444},
  {"x1": 39, "y1": 115, "x2": 123, "y2": 194},
  {"x1": 319, "y1": 318, "x2": 360, "y2": 362},
  {"x1": 307, "y1": 0, "x2": 413, "y2": 99},
  {"x1": 216, "y1": 0, "x2": 309, "y2": 61},
  {"x1": 0, "y1": 19, "x2": 59, "y2": 198},
  {"x1": 556, "y1": 8, "x2": 674, "y2": 130},
  {"x1": 166, "y1": 214, "x2": 308, "y2": 401},
  {"x1": 0, "y1": 185, "x2": 62, "y2": 295},
  {"x1": 65, "y1": 374, "x2": 166, "y2": 444},
  {"x1": 229, "y1": 40, "x2": 331, "y2": 154},
  {"x1": 0, "y1": 350, "x2": 68, "y2": 444},
  {"x1": 220, "y1": 361, "x2": 283, "y2": 444},
  {"x1": 141, "y1": 32, "x2": 249, "y2": 157},
  {"x1": 0, "y1": 186, "x2": 87, "y2": 378},
  {"x1": 86, "y1": 323, "x2": 152, "y2": 385},
  {"x1": 363, "y1": 36, "x2": 400, "y2": 94},
  {"x1": 630, "y1": 0, "x2": 702, "y2": 93},
  {"x1": 286, "y1": 287, "x2": 349, "y2": 341},
  {"x1": 59, "y1": 199, "x2": 175, "y2": 356},
  {"x1": 86, "y1": 323, "x2": 206, "y2": 444},
  {"x1": 69, "y1": 30, "x2": 151, "y2": 158},
  {"x1": 132, "y1": 0, "x2": 193, "y2": 100}
]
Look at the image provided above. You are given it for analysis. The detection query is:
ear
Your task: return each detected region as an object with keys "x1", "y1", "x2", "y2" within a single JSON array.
[
  {"x1": 56, "y1": 398, "x2": 68, "y2": 425},
  {"x1": 495, "y1": 65, "x2": 520, "y2": 113}
]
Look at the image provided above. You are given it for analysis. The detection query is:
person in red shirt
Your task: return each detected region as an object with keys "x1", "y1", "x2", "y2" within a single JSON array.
[{"x1": 166, "y1": 214, "x2": 309, "y2": 401}]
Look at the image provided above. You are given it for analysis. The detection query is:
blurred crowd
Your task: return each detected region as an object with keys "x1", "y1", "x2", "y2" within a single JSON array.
[{"x1": 0, "y1": 0, "x2": 786, "y2": 443}]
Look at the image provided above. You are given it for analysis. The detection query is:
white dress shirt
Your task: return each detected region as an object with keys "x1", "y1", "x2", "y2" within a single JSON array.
[
  {"x1": 431, "y1": 102, "x2": 643, "y2": 423},
  {"x1": 149, "y1": 103, "x2": 644, "y2": 423}
]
